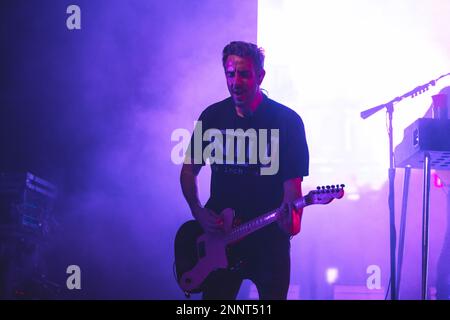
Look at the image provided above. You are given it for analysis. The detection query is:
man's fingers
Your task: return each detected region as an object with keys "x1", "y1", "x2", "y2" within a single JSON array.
[
  {"x1": 202, "y1": 212, "x2": 225, "y2": 234},
  {"x1": 281, "y1": 202, "x2": 294, "y2": 227}
]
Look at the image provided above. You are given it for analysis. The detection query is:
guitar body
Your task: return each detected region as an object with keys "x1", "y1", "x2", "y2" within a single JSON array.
[{"x1": 174, "y1": 208, "x2": 234, "y2": 293}]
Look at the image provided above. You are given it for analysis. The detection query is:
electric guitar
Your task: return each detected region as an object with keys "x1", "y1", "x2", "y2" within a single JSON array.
[{"x1": 174, "y1": 184, "x2": 345, "y2": 294}]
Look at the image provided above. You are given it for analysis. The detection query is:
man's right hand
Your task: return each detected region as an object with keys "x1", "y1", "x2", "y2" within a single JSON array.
[{"x1": 193, "y1": 207, "x2": 223, "y2": 234}]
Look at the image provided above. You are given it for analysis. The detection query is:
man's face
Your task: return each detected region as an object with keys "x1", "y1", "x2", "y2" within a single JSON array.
[{"x1": 224, "y1": 55, "x2": 264, "y2": 107}]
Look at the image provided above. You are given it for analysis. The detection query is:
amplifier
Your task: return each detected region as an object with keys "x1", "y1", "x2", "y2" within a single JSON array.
[{"x1": 0, "y1": 172, "x2": 57, "y2": 236}]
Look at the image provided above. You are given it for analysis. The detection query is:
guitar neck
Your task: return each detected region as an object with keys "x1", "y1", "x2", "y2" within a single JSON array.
[{"x1": 225, "y1": 196, "x2": 308, "y2": 244}]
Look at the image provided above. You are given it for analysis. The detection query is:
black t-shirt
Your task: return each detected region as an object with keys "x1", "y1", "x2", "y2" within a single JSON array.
[{"x1": 188, "y1": 94, "x2": 309, "y2": 247}]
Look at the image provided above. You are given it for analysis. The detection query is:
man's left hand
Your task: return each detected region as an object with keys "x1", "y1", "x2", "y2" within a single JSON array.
[{"x1": 277, "y1": 202, "x2": 301, "y2": 236}]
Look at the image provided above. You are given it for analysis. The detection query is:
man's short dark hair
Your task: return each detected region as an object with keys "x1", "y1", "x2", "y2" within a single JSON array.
[{"x1": 222, "y1": 41, "x2": 265, "y2": 74}]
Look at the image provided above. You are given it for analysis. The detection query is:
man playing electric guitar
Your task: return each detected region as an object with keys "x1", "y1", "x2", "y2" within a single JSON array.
[{"x1": 180, "y1": 41, "x2": 309, "y2": 300}]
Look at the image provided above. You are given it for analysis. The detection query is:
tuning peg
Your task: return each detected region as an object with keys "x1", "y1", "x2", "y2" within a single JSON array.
[{"x1": 340, "y1": 184, "x2": 345, "y2": 188}]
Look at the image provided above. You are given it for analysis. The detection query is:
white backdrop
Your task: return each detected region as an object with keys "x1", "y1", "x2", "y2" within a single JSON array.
[
  {"x1": 258, "y1": 0, "x2": 450, "y2": 299},
  {"x1": 258, "y1": 0, "x2": 450, "y2": 193}
]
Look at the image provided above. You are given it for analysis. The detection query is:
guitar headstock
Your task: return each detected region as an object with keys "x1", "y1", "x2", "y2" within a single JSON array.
[{"x1": 305, "y1": 184, "x2": 345, "y2": 205}]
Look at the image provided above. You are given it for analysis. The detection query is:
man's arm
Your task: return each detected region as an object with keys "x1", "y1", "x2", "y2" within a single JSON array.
[
  {"x1": 180, "y1": 163, "x2": 222, "y2": 233},
  {"x1": 278, "y1": 177, "x2": 303, "y2": 236},
  {"x1": 180, "y1": 163, "x2": 203, "y2": 213}
]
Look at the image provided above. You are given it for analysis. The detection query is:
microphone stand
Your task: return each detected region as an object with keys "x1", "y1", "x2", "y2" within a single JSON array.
[
  {"x1": 361, "y1": 98, "x2": 398, "y2": 300},
  {"x1": 360, "y1": 73, "x2": 450, "y2": 300}
]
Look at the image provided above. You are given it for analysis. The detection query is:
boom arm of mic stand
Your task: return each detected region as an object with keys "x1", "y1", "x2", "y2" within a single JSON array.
[
  {"x1": 360, "y1": 103, "x2": 388, "y2": 119},
  {"x1": 361, "y1": 72, "x2": 449, "y2": 120},
  {"x1": 360, "y1": 98, "x2": 400, "y2": 120}
]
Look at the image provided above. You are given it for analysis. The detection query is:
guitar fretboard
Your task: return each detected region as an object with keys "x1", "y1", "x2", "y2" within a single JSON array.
[{"x1": 224, "y1": 196, "x2": 308, "y2": 243}]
